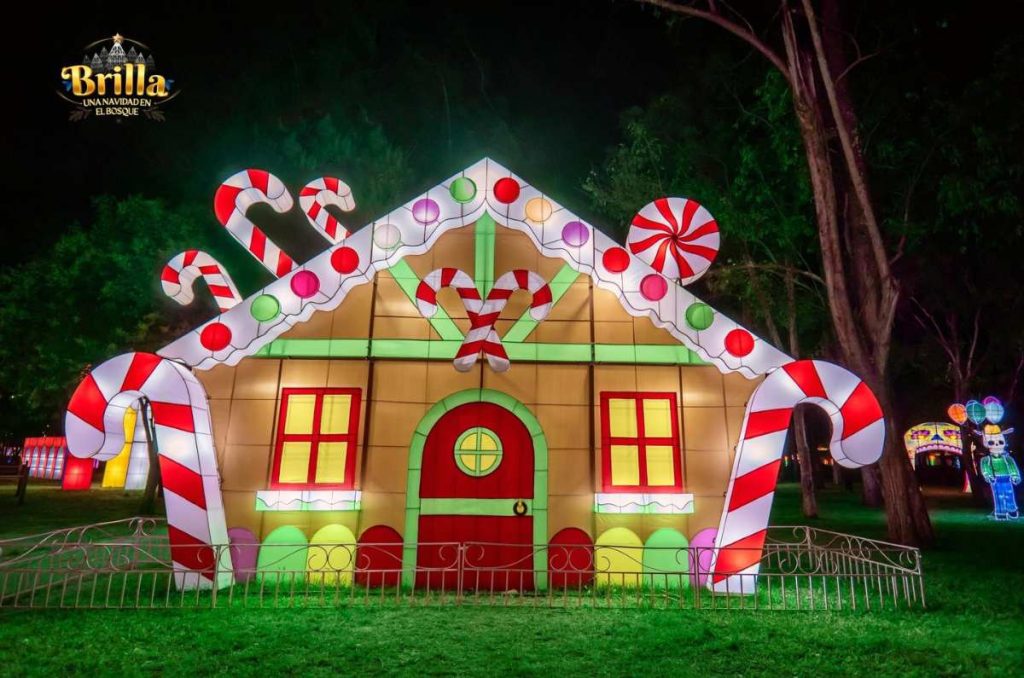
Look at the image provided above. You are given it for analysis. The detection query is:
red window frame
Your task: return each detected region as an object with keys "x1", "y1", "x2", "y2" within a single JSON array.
[
  {"x1": 270, "y1": 388, "x2": 362, "y2": 490},
  {"x1": 599, "y1": 391, "x2": 683, "y2": 493}
]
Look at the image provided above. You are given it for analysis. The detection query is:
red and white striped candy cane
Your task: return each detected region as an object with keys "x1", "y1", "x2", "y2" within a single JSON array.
[
  {"x1": 415, "y1": 268, "x2": 551, "y2": 372},
  {"x1": 213, "y1": 169, "x2": 295, "y2": 277},
  {"x1": 710, "y1": 359, "x2": 884, "y2": 594},
  {"x1": 161, "y1": 250, "x2": 242, "y2": 313},
  {"x1": 65, "y1": 352, "x2": 232, "y2": 590},
  {"x1": 299, "y1": 176, "x2": 355, "y2": 244}
]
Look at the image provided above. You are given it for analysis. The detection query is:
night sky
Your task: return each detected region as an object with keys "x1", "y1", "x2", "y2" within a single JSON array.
[
  {"x1": 3, "y1": 1, "x2": 1023, "y2": 434},
  {"x1": 8, "y1": 1, "x2": 1018, "y2": 263}
]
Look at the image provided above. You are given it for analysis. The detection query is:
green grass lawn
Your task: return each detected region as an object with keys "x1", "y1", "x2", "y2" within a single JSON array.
[{"x1": 1, "y1": 482, "x2": 1022, "y2": 676}]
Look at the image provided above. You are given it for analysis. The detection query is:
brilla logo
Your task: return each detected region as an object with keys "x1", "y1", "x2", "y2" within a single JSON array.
[{"x1": 59, "y1": 33, "x2": 178, "y2": 121}]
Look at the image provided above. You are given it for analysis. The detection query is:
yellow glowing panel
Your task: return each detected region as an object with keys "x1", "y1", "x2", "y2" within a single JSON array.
[
  {"x1": 610, "y1": 445, "x2": 640, "y2": 485},
  {"x1": 321, "y1": 395, "x2": 352, "y2": 434},
  {"x1": 645, "y1": 445, "x2": 676, "y2": 486},
  {"x1": 608, "y1": 399, "x2": 638, "y2": 437},
  {"x1": 102, "y1": 407, "x2": 137, "y2": 488},
  {"x1": 643, "y1": 398, "x2": 674, "y2": 438},
  {"x1": 477, "y1": 454, "x2": 498, "y2": 472},
  {"x1": 478, "y1": 432, "x2": 498, "y2": 451},
  {"x1": 279, "y1": 442, "x2": 311, "y2": 483},
  {"x1": 284, "y1": 395, "x2": 317, "y2": 435},
  {"x1": 314, "y1": 442, "x2": 348, "y2": 484}
]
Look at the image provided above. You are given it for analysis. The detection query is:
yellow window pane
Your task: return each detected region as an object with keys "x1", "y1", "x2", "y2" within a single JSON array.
[
  {"x1": 458, "y1": 432, "x2": 479, "y2": 450},
  {"x1": 610, "y1": 445, "x2": 640, "y2": 485},
  {"x1": 478, "y1": 432, "x2": 498, "y2": 451},
  {"x1": 477, "y1": 454, "x2": 498, "y2": 473},
  {"x1": 608, "y1": 399, "x2": 638, "y2": 437},
  {"x1": 314, "y1": 442, "x2": 348, "y2": 484},
  {"x1": 458, "y1": 453, "x2": 478, "y2": 472},
  {"x1": 284, "y1": 395, "x2": 317, "y2": 434},
  {"x1": 645, "y1": 445, "x2": 677, "y2": 486},
  {"x1": 279, "y1": 442, "x2": 311, "y2": 483},
  {"x1": 642, "y1": 398, "x2": 674, "y2": 438},
  {"x1": 321, "y1": 395, "x2": 352, "y2": 434}
]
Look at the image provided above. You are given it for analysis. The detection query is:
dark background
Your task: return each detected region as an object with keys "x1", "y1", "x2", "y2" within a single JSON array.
[{"x1": 2, "y1": 1, "x2": 1023, "y2": 437}]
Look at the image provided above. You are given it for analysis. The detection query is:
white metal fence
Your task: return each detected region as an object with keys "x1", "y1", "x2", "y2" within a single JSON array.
[{"x1": 0, "y1": 519, "x2": 924, "y2": 611}]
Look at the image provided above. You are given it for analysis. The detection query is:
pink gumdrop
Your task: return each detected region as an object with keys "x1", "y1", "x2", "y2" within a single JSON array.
[{"x1": 688, "y1": 527, "x2": 718, "y2": 588}]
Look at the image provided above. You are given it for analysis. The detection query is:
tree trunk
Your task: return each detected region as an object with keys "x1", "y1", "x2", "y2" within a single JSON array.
[
  {"x1": 638, "y1": 0, "x2": 935, "y2": 545},
  {"x1": 860, "y1": 464, "x2": 883, "y2": 507},
  {"x1": 793, "y1": 405, "x2": 818, "y2": 518}
]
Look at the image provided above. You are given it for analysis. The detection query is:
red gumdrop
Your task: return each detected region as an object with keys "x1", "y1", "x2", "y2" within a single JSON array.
[
  {"x1": 602, "y1": 247, "x2": 630, "y2": 273},
  {"x1": 331, "y1": 247, "x2": 360, "y2": 274},
  {"x1": 200, "y1": 322, "x2": 232, "y2": 351},
  {"x1": 493, "y1": 177, "x2": 521, "y2": 204},
  {"x1": 725, "y1": 329, "x2": 755, "y2": 357}
]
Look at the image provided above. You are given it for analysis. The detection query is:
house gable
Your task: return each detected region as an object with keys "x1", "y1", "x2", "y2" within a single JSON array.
[{"x1": 159, "y1": 158, "x2": 791, "y2": 377}]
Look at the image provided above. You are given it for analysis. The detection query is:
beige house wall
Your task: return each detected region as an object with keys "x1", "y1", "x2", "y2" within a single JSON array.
[{"x1": 198, "y1": 221, "x2": 762, "y2": 543}]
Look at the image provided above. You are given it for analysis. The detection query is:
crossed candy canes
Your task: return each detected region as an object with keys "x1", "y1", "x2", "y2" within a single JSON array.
[
  {"x1": 65, "y1": 353, "x2": 232, "y2": 590},
  {"x1": 710, "y1": 360, "x2": 885, "y2": 594},
  {"x1": 415, "y1": 268, "x2": 552, "y2": 372}
]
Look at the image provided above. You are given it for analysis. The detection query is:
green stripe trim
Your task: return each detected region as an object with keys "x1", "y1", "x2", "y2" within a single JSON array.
[
  {"x1": 419, "y1": 498, "x2": 532, "y2": 516},
  {"x1": 255, "y1": 338, "x2": 705, "y2": 365},
  {"x1": 388, "y1": 259, "x2": 464, "y2": 341},
  {"x1": 503, "y1": 264, "x2": 581, "y2": 343},
  {"x1": 474, "y1": 212, "x2": 496, "y2": 297}
]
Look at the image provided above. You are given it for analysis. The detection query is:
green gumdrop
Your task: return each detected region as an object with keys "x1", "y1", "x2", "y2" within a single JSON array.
[
  {"x1": 449, "y1": 177, "x2": 477, "y2": 203},
  {"x1": 685, "y1": 302, "x2": 714, "y2": 330},
  {"x1": 251, "y1": 294, "x2": 281, "y2": 322}
]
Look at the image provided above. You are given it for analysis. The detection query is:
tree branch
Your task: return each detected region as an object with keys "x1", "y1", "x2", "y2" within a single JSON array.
[{"x1": 634, "y1": 0, "x2": 795, "y2": 89}]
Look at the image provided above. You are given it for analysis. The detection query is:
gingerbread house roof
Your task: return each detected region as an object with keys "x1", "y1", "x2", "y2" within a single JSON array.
[{"x1": 158, "y1": 158, "x2": 793, "y2": 378}]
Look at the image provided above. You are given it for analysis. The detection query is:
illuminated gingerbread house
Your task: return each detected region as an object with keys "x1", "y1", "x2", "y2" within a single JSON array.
[{"x1": 66, "y1": 159, "x2": 885, "y2": 592}]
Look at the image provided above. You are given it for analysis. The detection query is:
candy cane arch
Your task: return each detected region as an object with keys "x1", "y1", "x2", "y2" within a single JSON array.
[
  {"x1": 65, "y1": 352, "x2": 232, "y2": 590},
  {"x1": 415, "y1": 268, "x2": 552, "y2": 372},
  {"x1": 299, "y1": 176, "x2": 356, "y2": 244},
  {"x1": 161, "y1": 250, "x2": 242, "y2": 312},
  {"x1": 711, "y1": 359, "x2": 885, "y2": 594},
  {"x1": 213, "y1": 169, "x2": 295, "y2": 277},
  {"x1": 627, "y1": 197, "x2": 720, "y2": 284}
]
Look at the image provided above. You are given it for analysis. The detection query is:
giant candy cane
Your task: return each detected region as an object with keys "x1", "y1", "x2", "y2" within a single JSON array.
[
  {"x1": 416, "y1": 268, "x2": 552, "y2": 372},
  {"x1": 711, "y1": 359, "x2": 885, "y2": 594},
  {"x1": 161, "y1": 250, "x2": 243, "y2": 312},
  {"x1": 213, "y1": 169, "x2": 295, "y2": 277},
  {"x1": 65, "y1": 352, "x2": 232, "y2": 590}
]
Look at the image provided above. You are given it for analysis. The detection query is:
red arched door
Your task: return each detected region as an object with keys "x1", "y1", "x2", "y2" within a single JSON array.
[{"x1": 417, "y1": 401, "x2": 535, "y2": 591}]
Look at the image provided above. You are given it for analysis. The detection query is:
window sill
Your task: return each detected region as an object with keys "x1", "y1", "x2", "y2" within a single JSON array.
[
  {"x1": 594, "y1": 492, "x2": 694, "y2": 514},
  {"x1": 255, "y1": 490, "x2": 361, "y2": 512}
]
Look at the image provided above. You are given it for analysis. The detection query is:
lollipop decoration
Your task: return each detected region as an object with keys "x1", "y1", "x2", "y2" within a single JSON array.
[{"x1": 627, "y1": 197, "x2": 720, "y2": 285}]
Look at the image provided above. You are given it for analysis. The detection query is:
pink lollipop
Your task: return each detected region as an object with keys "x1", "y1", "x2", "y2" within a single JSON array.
[{"x1": 628, "y1": 197, "x2": 720, "y2": 284}]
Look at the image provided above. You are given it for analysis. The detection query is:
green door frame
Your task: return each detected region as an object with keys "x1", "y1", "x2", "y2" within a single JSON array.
[{"x1": 402, "y1": 388, "x2": 549, "y2": 589}]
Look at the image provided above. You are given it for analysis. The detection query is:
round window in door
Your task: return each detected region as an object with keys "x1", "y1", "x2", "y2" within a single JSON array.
[{"x1": 454, "y1": 427, "x2": 503, "y2": 477}]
